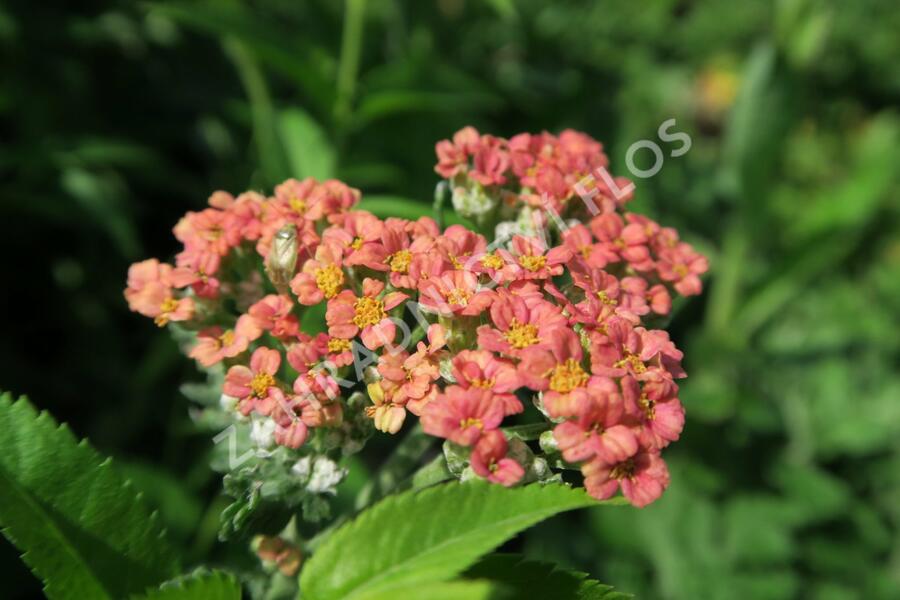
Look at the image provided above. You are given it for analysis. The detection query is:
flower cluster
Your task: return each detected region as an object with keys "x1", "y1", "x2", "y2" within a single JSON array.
[
  {"x1": 125, "y1": 129, "x2": 707, "y2": 508},
  {"x1": 436, "y1": 126, "x2": 708, "y2": 298}
]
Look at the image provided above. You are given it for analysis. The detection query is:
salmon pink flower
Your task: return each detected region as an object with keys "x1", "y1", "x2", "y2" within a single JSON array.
[
  {"x1": 312, "y1": 179, "x2": 361, "y2": 224},
  {"x1": 326, "y1": 278, "x2": 408, "y2": 350},
  {"x1": 621, "y1": 375, "x2": 684, "y2": 449},
  {"x1": 498, "y1": 236, "x2": 572, "y2": 281},
  {"x1": 590, "y1": 318, "x2": 685, "y2": 380},
  {"x1": 421, "y1": 386, "x2": 504, "y2": 446},
  {"x1": 290, "y1": 242, "x2": 346, "y2": 305},
  {"x1": 354, "y1": 219, "x2": 434, "y2": 289},
  {"x1": 434, "y1": 126, "x2": 480, "y2": 178},
  {"x1": 470, "y1": 430, "x2": 524, "y2": 486},
  {"x1": 589, "y1": 212, "x2": 652, "y2": 271},
  {"x1": 124, "y1": 261, "x2": 195, "y2": 327},
  {"x1": 189, "y1": 316, "x2": 255, "y2": 367},
  {"x1": 470, "y1": 135, "x2": 509, "y2": 186},
  {"x1": 174, "y1": 248, "x2": 221, "y2": 299},
  {"x1": 224, "y1": 347, "x2": 285, "y2": 416},
  {"x1": 436, "y1": 224, "x2": 488, "y2": 271},
  {"x1": 582, "y1": 448, "x2": 670, "y2": 508},
  {"x1": 553, "y1": 379, "x2": 638, "y2": 464},
  {"x1": 248, "y1": 294, "x2": 300, "y2": 340},
  {"x1": 273, "y1": 420, "x2": 308, "y2": 449},
  {"x1": 477, "y1": 295, "x2": 567, "y2": 357},
  {"x1": 656, "y1": 242, "x2": 709, "y2": 296},
  {"x1": 174, "y1": 208, "x2": 242, "y2": 257},
  {"x1": 418, "y1": 269, "x2": 493, "y2": 316},
  {"x1": 561, "y1": 224, "x2": 607, "y2": 269},
  {"x1": 518, "y1": 329, "x2": 596, "y2": 418},
  {"x1": 323, "y1": 210, "x2": 383, "y2": 262},
  {"x1": 451, "y1": 350, "x2": 523, "y2": 415}
]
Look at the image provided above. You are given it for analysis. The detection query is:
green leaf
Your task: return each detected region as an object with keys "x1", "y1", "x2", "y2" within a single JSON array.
[
  {"x1": 299, "y1": 481, "x2": 621, "y2": 600},
  {"x1": 279, "y1": 108, "x2": 336, "y2": 180},
  {"x1": 223, "y1": 37, "x2": 289, "y2": 186},
  {"x1": 0, "y1": 393, "x2": 179, "y2": 600},
  {"x1": 350, "y1": 579, "x2": 503, "y2": 600},
  {"x1": 465, "y1": 554, "x2": 632, "y2": 599},
  {"x1": 132, "y1": 569, "x2": 241, "y2": 600}
]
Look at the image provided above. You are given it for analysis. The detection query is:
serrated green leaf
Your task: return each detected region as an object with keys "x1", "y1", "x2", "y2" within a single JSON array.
[
  {"x1": 279, "y1": 108, "x2": 336, "y2": 181},
  {"x1": 299, "y1": 481, "x2": 621, "y2": 600},
  {"x1": 0, "y1": 393, "x2": 179, "y2": 600},
  {"x1": 132, "y1": 569, "x2": 241, "y2": 600},
  {"x1": 465, "y1": 554, "x2": 632, "y2": 599}
]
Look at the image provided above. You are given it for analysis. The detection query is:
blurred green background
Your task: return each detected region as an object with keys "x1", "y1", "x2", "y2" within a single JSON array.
[{"x1": 2, "y1": 0, "x2": 899, "y2": 598}]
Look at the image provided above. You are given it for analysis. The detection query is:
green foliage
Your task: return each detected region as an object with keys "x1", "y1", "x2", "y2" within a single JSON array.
[
  {"x1": 299, "y1": 481, "x2": 622, "y2": 600},
  {"x1": 0, "y1": 393, "x2": 179, "y2": 599},
  {"x1": 465, "y1": 554, "x2": 632, "y2": 600},
  {"x1": 134, "y1": 570, "x2": 242, "y2": 600}
]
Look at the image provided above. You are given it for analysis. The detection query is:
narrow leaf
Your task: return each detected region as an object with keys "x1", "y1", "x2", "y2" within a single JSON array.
[
  {"x1": 299, "y1": 481, "x2": 615, "y2": 600},
  {"x1": 0, "y1": 394, "x2": 179, "y2": 600},
  {"x1": 279, "y1": 108, "x2": 336, "y2": 180}
]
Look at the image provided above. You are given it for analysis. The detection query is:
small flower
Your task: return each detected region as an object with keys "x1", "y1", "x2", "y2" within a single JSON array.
[
  {"x1": 518, "y1": 329, "x2": 595, "y2": 418},
  {"x1": 189, "y1": 321, "x2": 252, "y2": 367},
  {"x1": 451, "y1": 350, "x2": 523, "y2": 415},
  {"x1": 290, "y1": 242, "x2": 346, "y2": 305},
  {"x1": 248, "y1": 294, "x2": 300, "y2": 340},
  {"x1": 418, "y1": 269, "x2": 493, "y2": 317},
  {"x1": 326, "y1": 278, "x2": 408, "y2": 350},
  {"x1": 224, "y1": 347, "x2": 285, "y2": 416},
  {"x1": 470, "y1": 430, "x2": 524, "y2": 486},
  {"x1": 582, "y1": 448, "x2": 670, "y2": 508},
  {"x1": 498, "y1": 236, "x2": 572, "y2": 281},
  {"x1": 477, "y1": 294, "x2": 567, "y2": 357},
  {"x1": 553, "y1": 379, "x2": 638, "y2": 464},
  {"x1": 621, "y1": 374, "x2": 684, "y2": 450},
  {"x1": 589, "y1": 212, "x2": 652, "y2": 271},
  {"x1": 421, "y1": 386, "x2": 504, "y2": 446}
]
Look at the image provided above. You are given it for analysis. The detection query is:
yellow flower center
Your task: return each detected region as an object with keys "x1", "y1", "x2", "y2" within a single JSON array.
[
  {"x1": 447, "y1": 288, "x2": 471, "y2": 306},
  {"x1": 675, "y1": 264, "x2": 689, "y2": 278},
  {"x1": 459, "y1": 417, "x2": 483, "y2": 430},
  {"x1": 289, "y1": 197, "x2": 307, "y2": 214},
  {"x1": 449, "y1": 254, "x2": 465, "y2": 270},
  {"x1": 353, "y1": 296, "x2": 386, "y2": 328},
  {"x1": 219, "y1": 329, "x2": 236, "y2": 347},
  {"x1": 327, "y1": 338, "x2": 351, "y2": 353},
  {"x1": 639, "y1": 394, "x2": 655, "y2": 419},
  {"x1": 250, "y1": 372, "x2": 275, "y2": 398},
  {"x1": 387, "y1": 249, "x2": 412, "y2": 273},
  {"x1": 350, "y1": 237, "x2": 363, "y2": 250},
  {"x1": 504, "y1": 319, "x2": 539, "y2": 349},
  {"x1": 480, "y1": 253, "x2": 504, "y2": 270},
  {"x1": 614, "y1": 351, "x2": 647, "y2": 374},
  {"x1": 596, "y1": 291, "x2": 618, "y2": 306},
  {"x1": 518, "y1": 254, "x2": 547, "y2": 272},
  {"x1": 471, "y1": 378, "x2": 496, "y2": 389},
  {"x1": 154, "y1": 298, "x2": 179, "y2": 326},
  {"x1": 314, "y1": 264, "x2": 344, "y2": 299},
  {"x1": 548, "y1": 358, "x2": 589, "y2": 393},
  {"x1": 201, "y1": 226, "x2": 223, "y2": 241}
]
